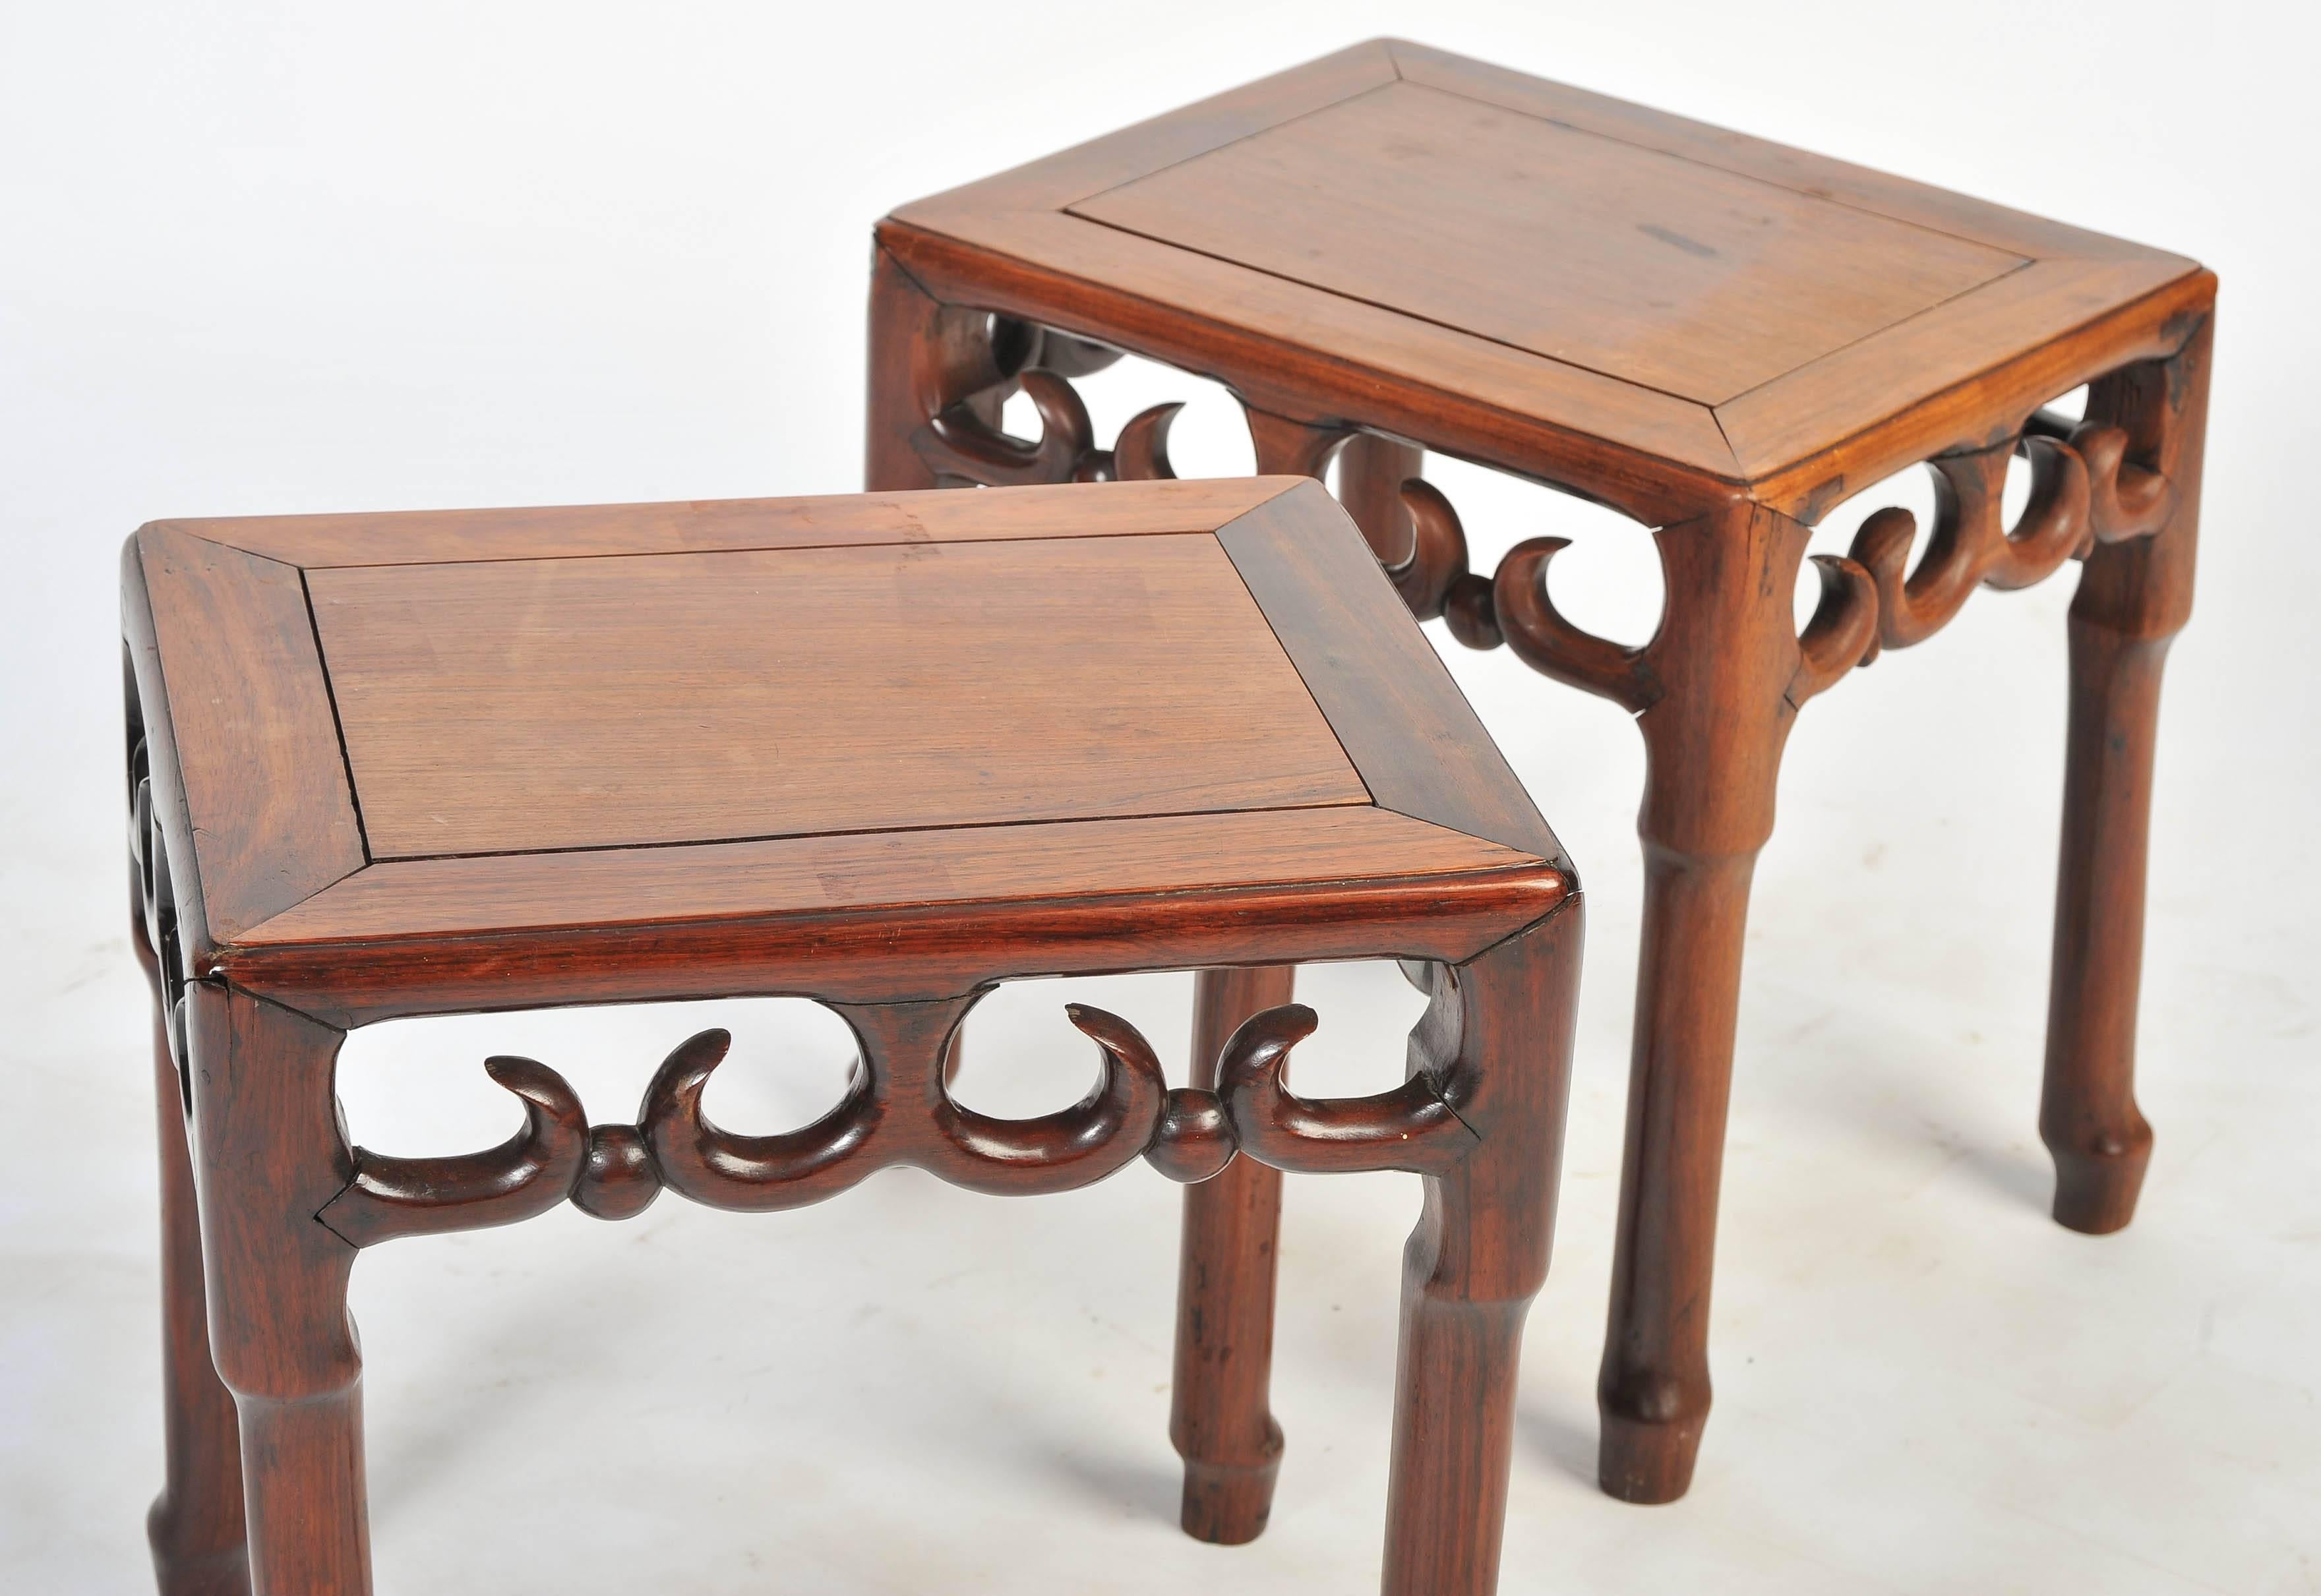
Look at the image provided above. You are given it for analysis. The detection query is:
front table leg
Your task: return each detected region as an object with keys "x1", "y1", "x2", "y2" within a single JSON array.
[
  {"x1": 1590, "y1": 503, "x2": 1846, "y2": 1504},
  {"x1": 1170, "y1": 967, "x2": 1294, "y2": 1543},
  {"x1": 184, "y1": 985, "x2": 371, "y2": 1596},
  {"x1": 2043, "y1": 316, "x2": 2212, "y2": 1231},
  {"x1": 136, "y1": 906, "x2": 249, "y2": 1595},
  {"x1": 1164, "y1": 402, "x2": 1355, "y2": 1543},
  {"x1": 1382, "y1": 904, "x2": 1583, "y2": 1593}
]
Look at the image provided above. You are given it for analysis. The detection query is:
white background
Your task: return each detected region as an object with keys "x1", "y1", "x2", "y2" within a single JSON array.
[{"x1": 5, "y1": 3, "x2": 2317, "y2": 1591}]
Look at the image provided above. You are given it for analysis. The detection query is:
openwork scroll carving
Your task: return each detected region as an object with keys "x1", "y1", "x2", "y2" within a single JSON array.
[
  {"x1": 1399, "y1": 407, "x2": 2175, "y2": 699},
  {"x1": 901, "y1": 317, "x2": 2178, "y2": 709},
  {"x1": 316, "y1": 998, "x2": 1474, "y2": 1248},
  {"x1": 907, "y1": 317, "x2": 1193, "y2": 489}
]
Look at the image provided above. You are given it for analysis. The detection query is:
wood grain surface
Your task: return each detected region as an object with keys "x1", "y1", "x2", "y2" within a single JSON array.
[
  {"x1": 882, "y1": 38, "x2": 2206, "y2": 517},
  {"x1": 1071, "y1": 79, "x2": 2021, "y2": 405},
  {"x1": 309, "y1": 533, "x2": 1364, "y2": 858},
  {"x1": 157, "y1": 475, "x2": 1292, "y2": 569},
  {"x1": 129, "y1": 527, "x2": 365, "y2": 946}
]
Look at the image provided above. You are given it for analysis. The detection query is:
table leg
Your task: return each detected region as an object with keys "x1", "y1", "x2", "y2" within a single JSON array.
[
  {"x1": 1596, "y1": 503, "x2": 1821, "y2": 1504},
  {"x1": 1381, "y1": 900, "x2": 1582, "y2": 1595},
  {"x1": 2043, "y1": 315, "x2": 2212, "y2": 1232},
  {"x1": 136, "y1": 875, "x2": 249, "y2": 1596},
  {"x1": 1170, "y1": 966, "x2": 1294, "y2": 1543},
  {"x1": 185, "y1": 986, "x2": 372, "y2": 1596}
]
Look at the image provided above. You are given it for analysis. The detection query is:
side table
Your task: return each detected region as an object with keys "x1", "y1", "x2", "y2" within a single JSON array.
[
  {"x1": 866, "y1": 39, "x2": 2214, "y2": 1505},
  {"x1": 126, "y1": 477, "x2": 1582, "y2": 1595}
]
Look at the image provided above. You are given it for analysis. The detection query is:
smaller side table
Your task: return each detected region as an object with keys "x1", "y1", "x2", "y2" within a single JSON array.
[{"x1": 125, "y1": 477, "x2": 1582, "y2": 1595}]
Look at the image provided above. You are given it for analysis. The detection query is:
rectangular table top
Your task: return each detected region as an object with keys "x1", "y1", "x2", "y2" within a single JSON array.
[{"x1": 124, "y1": 478, "x2": 1571, "y2": 1018}]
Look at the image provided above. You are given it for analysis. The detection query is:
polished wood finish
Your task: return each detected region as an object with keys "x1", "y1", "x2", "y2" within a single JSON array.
[
  {"x1": 127, "y1": 529, "x2": 363, "y2": 956},
  {"x1": 125, "y1": 480, "x2": 1581, "y2": 1594},
  {"x1": 866, "y1": 41, "x2": 2214, "y2": 1512},
  {"x1": 134, "y1": 869, "x2": 248, "y2": 1596},
  {"x1": 310, "y1": 534, "x2": 1362, "y2": 858},
  {"x1": 1385, "y1": 904, "x2": 1581, "y2": 1593},
  {"x1": 2044, "y1": 313, "x2": 2212, "y2": 1233},
  {"x1": 1069, "y1": 79, "x2": 2020, "y2": 406},
  {"x1": 881, "y1": 38, "x2": 2202, "y2": 525},
  {"x1": 1171, "y1": 965, "x2": 1294, "y2": 1544}
]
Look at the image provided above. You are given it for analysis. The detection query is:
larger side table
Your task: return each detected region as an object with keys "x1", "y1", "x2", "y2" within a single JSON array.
[{"x1": 865, "y1": 39, "x2": 2214, "y2": 1508}]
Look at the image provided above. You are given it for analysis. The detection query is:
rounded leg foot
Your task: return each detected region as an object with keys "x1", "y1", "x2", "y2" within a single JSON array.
[
  {"x1": 148, "y1": 1498, "x2": 250, "y2": 1596},
  {"x1": 1596, "y1": 1402, "x2": 1704, "y2": 1505},
  {"x1": 1178, "y1": 1424, "x2": 1284, "y2": 1545},
  {"x1": 2047, "y1": 1120, "x2": 2153, "y2": 1235},
  {"x1": 1169, "y1": 967, "x2": 1294, "y2": 1546}
]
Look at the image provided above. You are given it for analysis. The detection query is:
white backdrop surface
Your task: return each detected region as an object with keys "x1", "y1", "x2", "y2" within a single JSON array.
[{"x1": 3, "y1": 3, "x2": 2316, "y2": 1591}]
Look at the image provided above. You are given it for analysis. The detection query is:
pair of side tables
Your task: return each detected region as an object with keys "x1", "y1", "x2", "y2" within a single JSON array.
[{"x1": 127, "y1": 41, "x2": 2211, "y2": 1596}]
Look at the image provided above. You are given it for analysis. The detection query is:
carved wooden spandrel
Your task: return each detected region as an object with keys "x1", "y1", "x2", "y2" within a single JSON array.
[{"x1": 314, "y1": 995, "x2": 1493, "y2": 1249}]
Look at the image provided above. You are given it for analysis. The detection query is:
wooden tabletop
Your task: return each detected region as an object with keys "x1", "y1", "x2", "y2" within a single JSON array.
[
  {"x1": 124, "y1": 478, "x2": 1571, "y2": 1019},
  {"x1": 883, "y1": 40, "x2": 2210, "y2": 521}
]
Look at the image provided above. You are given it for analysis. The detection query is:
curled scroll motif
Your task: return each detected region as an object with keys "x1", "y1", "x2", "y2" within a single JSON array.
[
  {"x1": 1489, "y1": 536, "x2": 1664, "y2": 713},
  {"x1": 1387, "y1": 478, "x2": 1475, "y2": 623},
  {"x1": 916, "y1": 371, "x2": 1199, "y2": 490},
  {"x1": 1847, "y1": 434, "x2": 2090, "y2": 661},
  {"x1": 1215, "y1": 1005, "x2": 1478, "y2": 1176},
  {"x1": 2026, "y1": 411, "x2": 2175, "y2": 545},
  {"x1": 918, "y1": 368, "x2": 1102, "y2": 487},
  {"x1": 907, "y1": 315, "x2": 1173, "y2": 488},
  {"x1": 1109, "y1": 401, "x2": 1184, "y2": 482},
  {"x1": 314, "y1": 999, "x2": 1489, "y2": 1243},
  {"x1": 318, "y1": 1056, "x2": 591, "y2": 1247}
]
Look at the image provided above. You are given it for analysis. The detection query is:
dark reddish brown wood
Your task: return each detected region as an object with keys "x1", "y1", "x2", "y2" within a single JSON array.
[
  {"x1": 867, "y1": 47, "x2": 2214, "y2": 1514},
  {"x1": 135, "y1": 878, "x2": 249, "y2": 1596},
  {"x1": 125, "y1": 479, "x2": 1582, "y2": 1591},
  {"x1": 865, "y1": 243, "x2": 955, "y2": 492},
  {"x1": 1170, "y1": 964, "x2": 1294, "y2": 1545},
  {"x1": 1590, "y1": 500, "x2": 1823, "y2": 1504},
  {"x1": 181, "y1": 982, "x2": 367, "y2": 1596},
  {"x1": 2043, "y1": 312, "x2": 2213, "y2": 1233},
  {"x1": 123, "y1": 531, "x2": 363, "y2": 961},
  {"x1": 1335, "y1": 432, "x2": 1421, "y2": 568},
  {"x1": 1383, "y1": 897, "x2": 1582, "y2": 1595},
  {"x1": 222, "y1": 810, "x2": 1553, "y2": 1023},
  {"x1": 1216, "y1": 482, "x2": 1563, "y2": 860}
]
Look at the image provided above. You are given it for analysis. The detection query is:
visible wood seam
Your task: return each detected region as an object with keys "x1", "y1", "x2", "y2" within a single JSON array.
[
  {"x1": 359, "y1": 794, "x2": 1375, "y2": 866},
  {"x1": 1454, "y1": 884, "x2": 1586, "y2": 969},
  {"x1": 297, "y1": 568, "x2": 373, "y2": 864},
  {"x1": 167, "y1": 515, "x2": 1255, "y2": 572},
  {"x1": 218, "y1": 858, "x2": 1557, "y2": 957},
  {"x1": 1065, "y1": 208, "x2": 1746, "y2": 417},
  {"x1": 1060, "y1": 53, "x2": 1403, "y2": 213},
  {"x1": 880, "y1": 218, "x2": 1750, "y2": 488},
  {"x1": 1207, "y1": 500, "x2": 1379, "y2": 808},
  {"x1": 1711, "y1": 255, "x2": 2043, "y2": 414},
  {"x1": 1729, "y1": 268, "x2": 2212, "y2": 498},
  {"x1": 1385, "y1": 42, "x2": 2157, "y2": 266}
]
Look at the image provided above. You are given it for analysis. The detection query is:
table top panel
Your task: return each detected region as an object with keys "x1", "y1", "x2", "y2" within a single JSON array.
[
  {"x1": 887, "y1": 40, "x2": 2208, "y2": 512},
  {"x1": 125, "y1": 479, "x2": 1570, "y2": 1008},
  {"x1": 1070, "y1": 80, "x2": 2024, "y2": 407},
  {"x1": 310, "y1": 533, "x2": 1366, "y2": 859}
]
